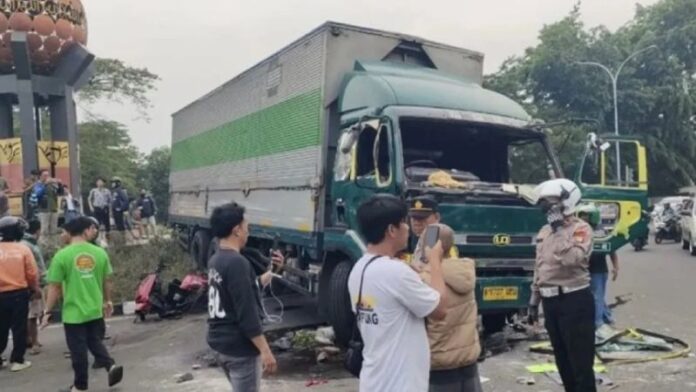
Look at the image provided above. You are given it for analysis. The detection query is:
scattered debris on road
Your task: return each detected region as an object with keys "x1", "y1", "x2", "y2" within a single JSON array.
[
  {"x1": 175, "y1": 372, "x2": 194, "y2": 383},
  {"x1": 516, "y1": 376, "x2": 536, "y2": 385}
]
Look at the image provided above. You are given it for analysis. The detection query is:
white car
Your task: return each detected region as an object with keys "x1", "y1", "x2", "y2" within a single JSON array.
[{"x1": 680, "y1": 197, "x2": 696, "y2": 255}]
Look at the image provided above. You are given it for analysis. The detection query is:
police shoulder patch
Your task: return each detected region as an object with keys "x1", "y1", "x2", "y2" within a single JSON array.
[{"x1": 573, "y1": 226, "x2": 590, "y2": 243}]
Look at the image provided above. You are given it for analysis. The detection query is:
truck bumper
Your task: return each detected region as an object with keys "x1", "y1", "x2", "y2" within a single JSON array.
[{"x1": 475, "y1": 276, "x2": 532, "y2": 312}]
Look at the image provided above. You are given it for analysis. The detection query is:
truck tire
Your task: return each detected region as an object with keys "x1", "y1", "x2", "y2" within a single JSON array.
[
  {"x1": 482, "y1": 314, "x2": 507, "y2": 335},
  {"x1": 327, "y1": 261, "x2": 355, "y2": 347},
  {"x1": 191, "y1": 230, "x2": 211, "y2": 269},
  {"x1": 208, "y1": 238, "x2": 219, "y2": 262}
]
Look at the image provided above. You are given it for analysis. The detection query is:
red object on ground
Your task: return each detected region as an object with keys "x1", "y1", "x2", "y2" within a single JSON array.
[
  {"x1": 134, "y1": 273, "x2": 157, "y2": 314},
  {"x1": 180, "y1": 273, "x2": 206, "y2": 291}
]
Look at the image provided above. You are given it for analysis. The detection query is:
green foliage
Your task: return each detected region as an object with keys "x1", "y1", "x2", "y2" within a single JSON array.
[
  {"x1": 485, "y1": 0, "x2": 696, "y2": 195},
  {"x1": 78, "y1": 58, "x2": 160, "y2": 120},
  {"x1": 79, "y1": 120, "x2": 140, "y2": 203},
  {"x1": 137, "y1": 147, "x2": 171, "y2": 222}
]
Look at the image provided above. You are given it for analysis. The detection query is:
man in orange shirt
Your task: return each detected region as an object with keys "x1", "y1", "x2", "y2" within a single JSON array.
[{"x1": 0, "y1": 216, "x2": 39, "y2": 372}]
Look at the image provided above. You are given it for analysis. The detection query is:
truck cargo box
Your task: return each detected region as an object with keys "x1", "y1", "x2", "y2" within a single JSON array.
[{"x1": 170, "y1": 22, "x2": 484, "y2": 232}]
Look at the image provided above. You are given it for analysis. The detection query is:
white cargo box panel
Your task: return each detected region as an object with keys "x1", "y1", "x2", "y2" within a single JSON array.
[{"x1": 170, "y1": 22, "x2": 484, "y2": 232}]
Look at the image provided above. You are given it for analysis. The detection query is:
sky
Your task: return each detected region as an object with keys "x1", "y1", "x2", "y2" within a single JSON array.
[{"x1": 82, "y1": 0, "x2": 660, "y2": 153}]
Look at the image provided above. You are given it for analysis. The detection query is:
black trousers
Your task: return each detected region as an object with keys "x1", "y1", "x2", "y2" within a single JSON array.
[
  {"x1": 93, "y1": 207, "x2": 111, "y2": 232},
  {"x1": 542, "y1": 288, "x2": 596, "y2": 392},
  {"x1": 113, "y1": 210, "x2": 126, "y2": 231},
  {"x1": 64, "y1": 319, "x2": 115, "y2": 390},
  {"x1": 0, "y1": 289, "x2": 30, "y2": 364}
]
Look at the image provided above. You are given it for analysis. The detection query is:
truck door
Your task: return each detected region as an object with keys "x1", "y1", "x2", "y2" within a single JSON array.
[
  {"x1": 331, "y1": 120, "x2": 397, "y2": 230},
  {"x1": 576, "y1": 134, "x2": 649, "y2": 252}
]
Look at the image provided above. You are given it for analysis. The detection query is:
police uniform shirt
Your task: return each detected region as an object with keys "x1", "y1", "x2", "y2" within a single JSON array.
[{"x1": 531, "y1": 217, "x2": 593, "y2": 298}]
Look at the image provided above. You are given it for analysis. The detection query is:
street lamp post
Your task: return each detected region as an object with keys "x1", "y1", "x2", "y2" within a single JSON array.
[{"x1": 576, "y1": 45, "x2": 658, "y2": 185}]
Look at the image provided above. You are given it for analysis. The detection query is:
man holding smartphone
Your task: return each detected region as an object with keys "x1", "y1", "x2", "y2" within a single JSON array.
[
  {"x1": 348, "y1": 194, "x2": 448, "y2": 391},
  {"x1": 408, "y1": 196, "x2": 458, "y2": 262},
  {"x1": 419, "y1": 224, "x2": 482, "y2": 392},
  {"x1": 207, "y1": 203, "x2": 277, "y2": 392}
]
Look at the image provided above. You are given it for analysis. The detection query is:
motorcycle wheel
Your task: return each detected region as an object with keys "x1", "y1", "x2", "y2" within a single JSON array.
[
  {"x1": 633, "y1": 238, "x2": 645, "y2": 251},
  {"x1": 655, "y1": 234, "x2": 663, "y2": 244}
]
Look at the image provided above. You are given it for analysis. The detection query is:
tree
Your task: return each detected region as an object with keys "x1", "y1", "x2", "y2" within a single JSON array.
[
  {"x1": 137, "y1": 147, "x2": 171, "y2": 222},
  {"x1": 78, "y1": 58, "x2": 160, "y2": 120},
  {"x1": 485, "y1": 0, "x2": 696, "y2": 195},
  {"x1": 78, "y1": 120, "x2": 140, "y2": 209}
]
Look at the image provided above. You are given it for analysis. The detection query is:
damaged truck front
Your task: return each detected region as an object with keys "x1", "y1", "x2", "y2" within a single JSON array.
[
  {"x1": 170, "y1": 22, "x2": 594, "y2": 346},
  {"x1": 333, "y1": 67, "x2": 562, "y2": 335}
]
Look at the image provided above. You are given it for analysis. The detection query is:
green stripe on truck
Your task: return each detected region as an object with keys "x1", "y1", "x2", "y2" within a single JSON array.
[{"x1": 171, "y1": 89, "x2": 322, "y2": 172}]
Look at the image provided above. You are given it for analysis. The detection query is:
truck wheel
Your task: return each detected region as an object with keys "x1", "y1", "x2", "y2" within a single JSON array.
[
  {"x1": 327, "y1": 261, "x2": 355, "y2": 347},
  {"x1": 482, "y1": 314, "x2": 507, "y2": 335},
  {"x1": 208, "y1": 238, "x2": 219, "y2": 262},
  {"x1": 191, "y1": 230, "x2": 211, "y2": 269}
]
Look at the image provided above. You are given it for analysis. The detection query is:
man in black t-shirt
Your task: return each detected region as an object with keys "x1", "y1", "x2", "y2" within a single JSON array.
[{"x1": 207, "y1": 203, "x2": 277, "y2": 392}]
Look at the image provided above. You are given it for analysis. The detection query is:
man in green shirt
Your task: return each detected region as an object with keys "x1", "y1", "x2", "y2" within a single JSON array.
[{"x1": 42, "y1": 217, "x2": 124, "y2": 392}]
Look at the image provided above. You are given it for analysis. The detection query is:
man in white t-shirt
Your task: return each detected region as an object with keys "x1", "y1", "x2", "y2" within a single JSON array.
[{"x1": 348, "y1": 194, "x2": 448, "y2": 392}]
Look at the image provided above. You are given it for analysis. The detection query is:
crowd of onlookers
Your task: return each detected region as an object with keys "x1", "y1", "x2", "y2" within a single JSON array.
[
  {"x1": 0, "y1": 172, "x2": 158, "y2": 390},
  {"x1": 0, "y1": 171, "x2": 160, "y2": 247}
]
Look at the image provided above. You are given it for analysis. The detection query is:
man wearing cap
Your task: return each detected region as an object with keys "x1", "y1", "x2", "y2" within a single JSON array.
[{"x1": 407, "y1": 196, "x2": 458, "y2": 263}]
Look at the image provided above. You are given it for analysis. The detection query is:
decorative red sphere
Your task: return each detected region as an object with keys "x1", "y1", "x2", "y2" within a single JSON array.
[{"x1": 0, "y1": 0, "x2": 88, "y2": 74}]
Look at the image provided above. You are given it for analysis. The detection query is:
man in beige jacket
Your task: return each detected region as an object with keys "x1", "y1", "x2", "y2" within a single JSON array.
[{"x1": 418, "y1": 224, "x2": 482, "y2": 392}]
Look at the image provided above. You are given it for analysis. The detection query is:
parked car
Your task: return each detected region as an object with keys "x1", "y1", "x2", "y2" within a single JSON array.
[{"x1": 680, "y1": 197, "x2": 696, "y2": 255}]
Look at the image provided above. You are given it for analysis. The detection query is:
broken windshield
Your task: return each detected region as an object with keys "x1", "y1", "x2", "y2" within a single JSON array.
[{"x1": 399, "y1": 118, "x2": 558, "y2": 186}]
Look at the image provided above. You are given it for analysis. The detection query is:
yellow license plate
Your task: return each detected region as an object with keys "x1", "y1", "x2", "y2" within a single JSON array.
[{"x1": 483, "y1": 286, "x2": 519, "y2": 301}]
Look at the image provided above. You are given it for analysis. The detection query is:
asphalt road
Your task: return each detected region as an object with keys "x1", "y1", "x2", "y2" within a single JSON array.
[{"x1": 1, "y1": 240, "x2": 695, "y2": 391}]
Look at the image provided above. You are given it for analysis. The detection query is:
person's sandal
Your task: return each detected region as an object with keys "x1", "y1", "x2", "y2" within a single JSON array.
[{"x1": 108, "y1": 365, "x2": 124, "y2": 387}]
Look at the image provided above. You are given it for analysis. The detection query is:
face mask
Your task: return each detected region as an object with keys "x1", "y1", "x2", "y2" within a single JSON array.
[{"x1": 545, "y1": 203, "x2": 565, "y2": 231}]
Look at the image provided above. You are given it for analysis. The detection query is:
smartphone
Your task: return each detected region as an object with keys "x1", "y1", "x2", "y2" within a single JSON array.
[{"x1": 421, "y1": 225, "x2": 440, "y2": 263}]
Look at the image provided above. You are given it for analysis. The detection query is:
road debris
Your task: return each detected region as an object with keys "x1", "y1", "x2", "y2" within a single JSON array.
[
  {"x1": 516, "y1": 376, "x2": 536, "y2": 385},
  {"x1": 272, "y1": 336, "x2": 293, "y2": 351},
  {"x1": 315, "y1": 327, "x2": 335, "y2": 345},
  {"x1": 175, "y1": 372, "x2": 194, "y2": 383},
  {"x1": 305, "y1": 378, "x2": 329, "y2": 387}
]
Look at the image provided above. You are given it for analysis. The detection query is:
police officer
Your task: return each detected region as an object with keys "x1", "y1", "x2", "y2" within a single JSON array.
[
  {"x1": 528, "y1": 179, "x2": 596, "y2": 392},
  {"x1": 407, "y1": 196, "x2": 458, "y2": 263}
]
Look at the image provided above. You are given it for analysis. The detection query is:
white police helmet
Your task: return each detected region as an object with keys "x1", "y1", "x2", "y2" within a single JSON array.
[{"x1": 534, "y1": 179, "x2": 582, "y2": 216}]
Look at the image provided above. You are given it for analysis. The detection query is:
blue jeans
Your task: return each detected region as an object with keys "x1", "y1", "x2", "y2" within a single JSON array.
[{"x1": 590, "y1": 273, "x2": 614, "y2": 328}]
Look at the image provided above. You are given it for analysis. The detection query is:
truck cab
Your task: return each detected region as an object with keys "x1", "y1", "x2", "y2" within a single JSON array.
[{"x1": 327, "y1": 61, "x2": 562, "y2": 336}]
